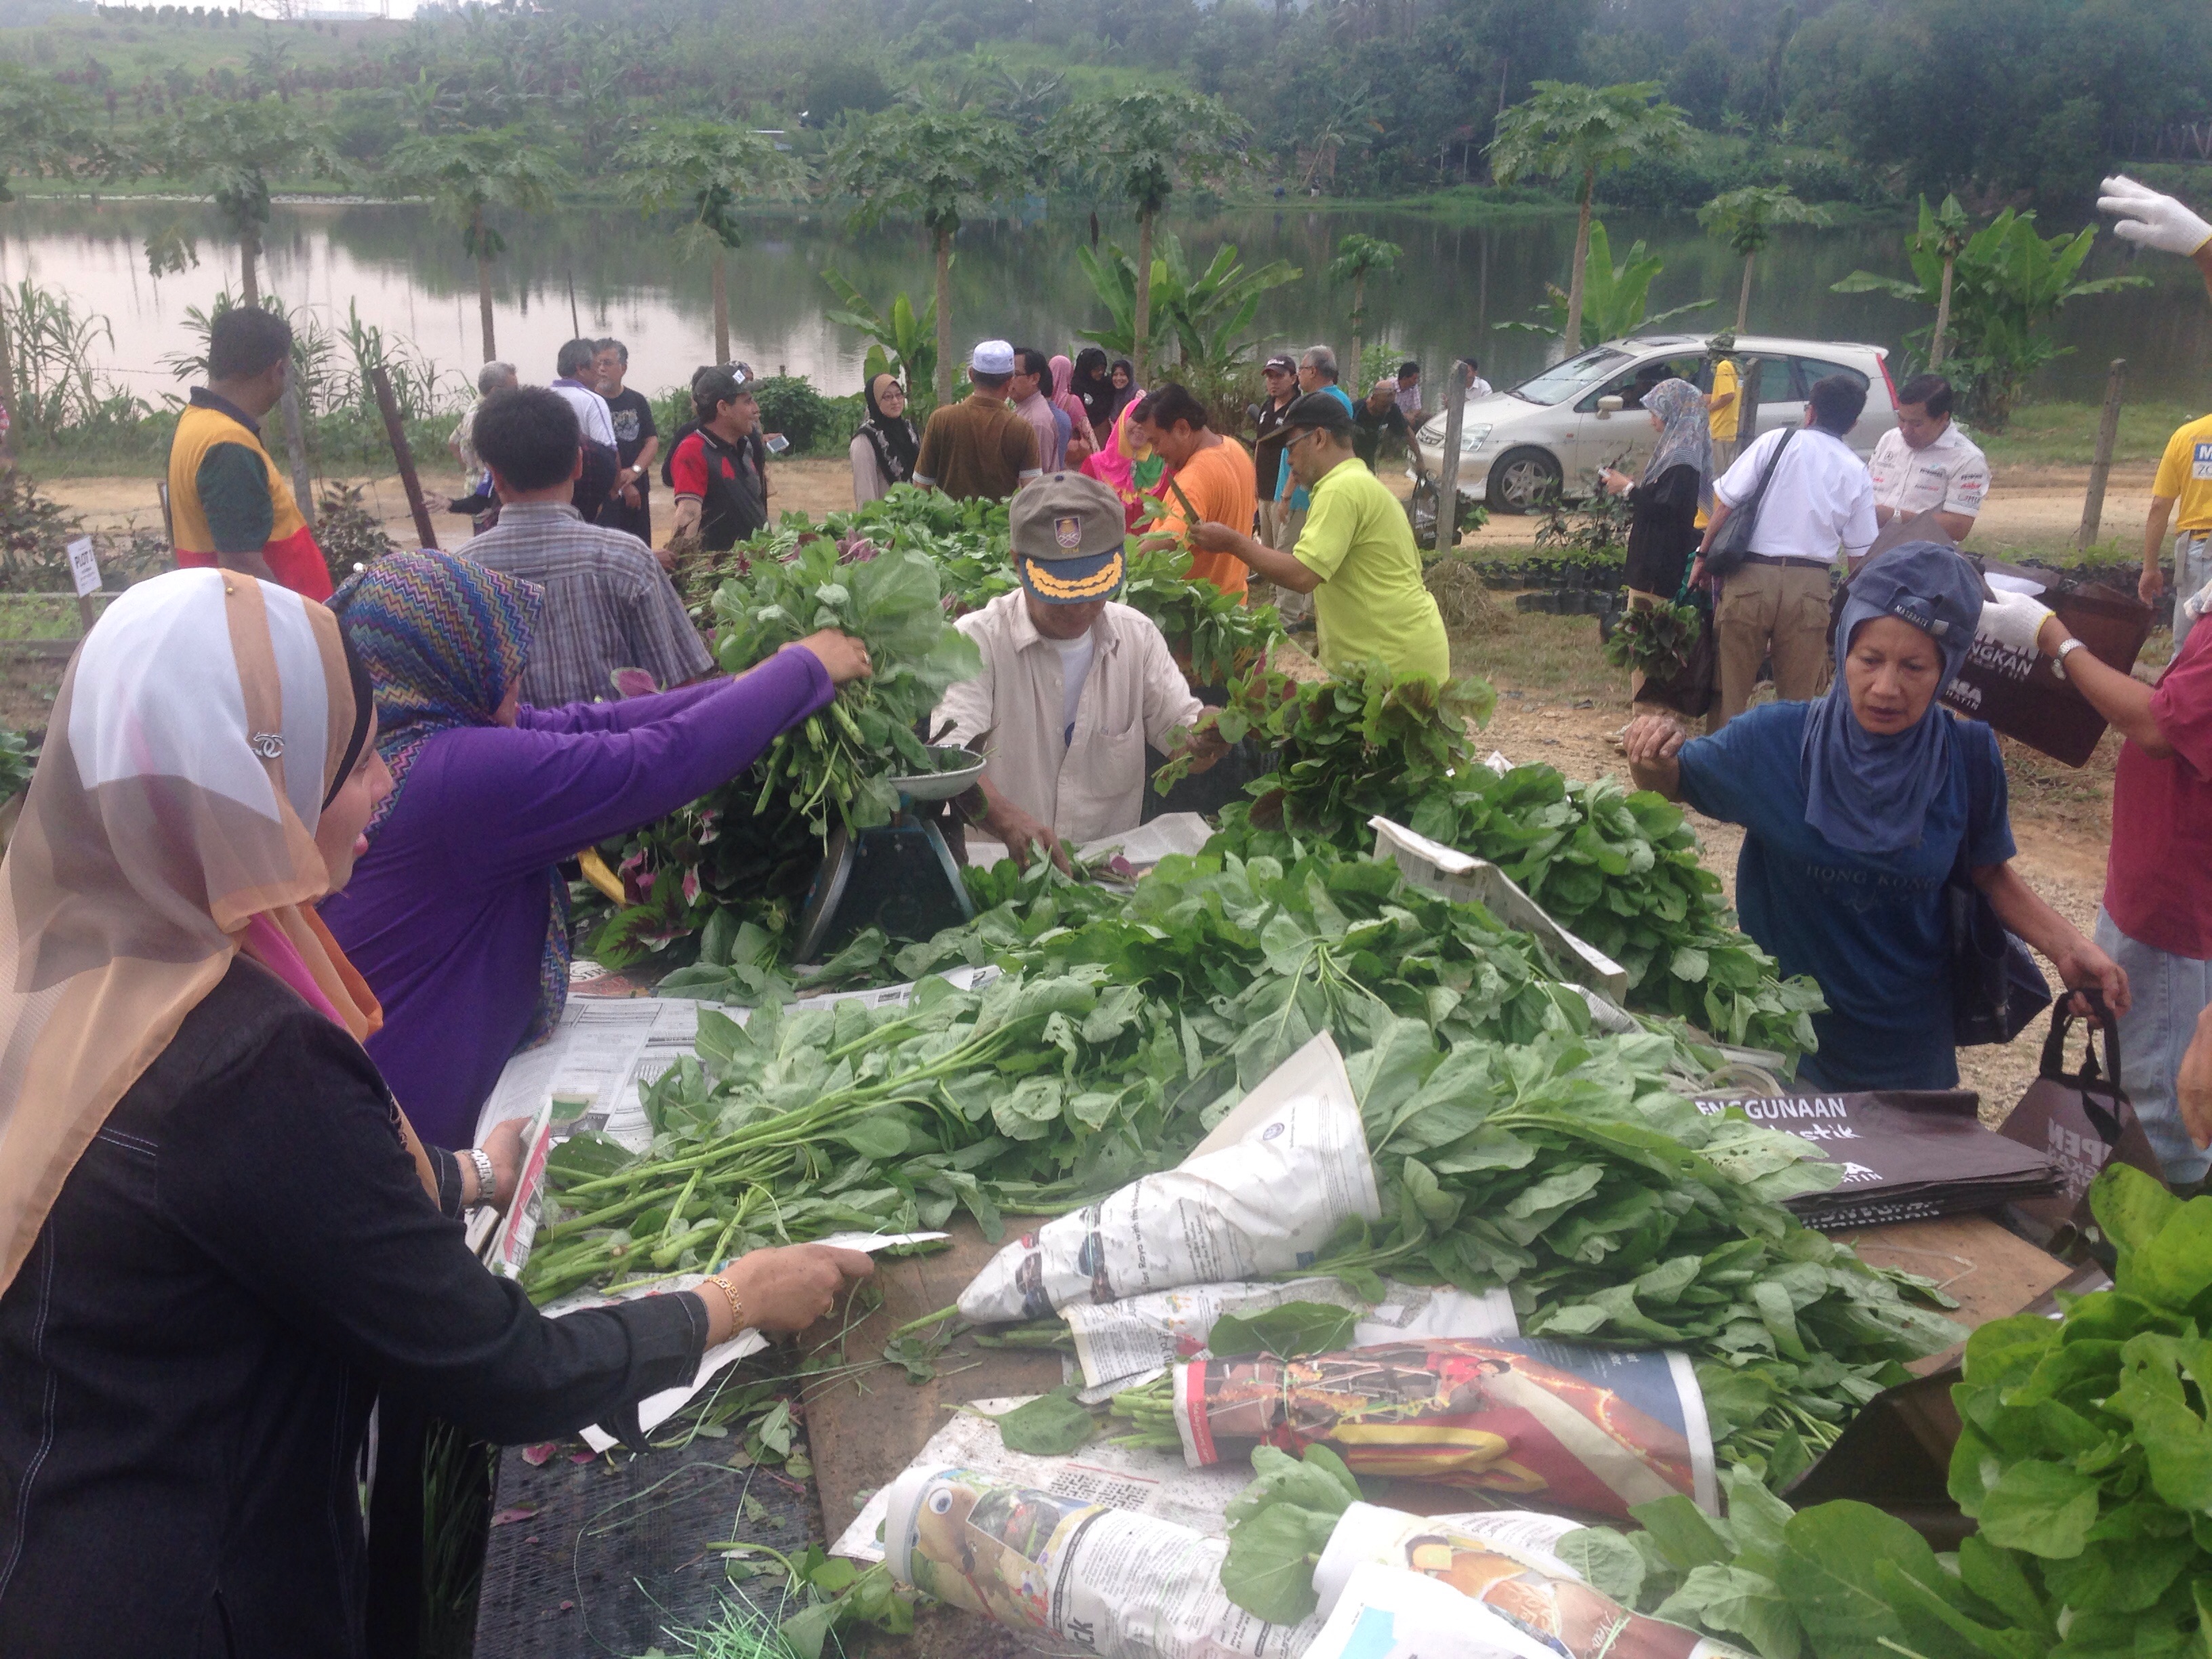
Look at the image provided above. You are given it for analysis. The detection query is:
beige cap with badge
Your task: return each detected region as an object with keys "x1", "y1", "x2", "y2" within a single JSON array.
[{"x1": 1009, "y1": 472, "x2": 1128, "y2": 604}]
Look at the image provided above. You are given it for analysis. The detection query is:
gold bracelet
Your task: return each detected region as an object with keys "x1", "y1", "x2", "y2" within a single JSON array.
[{"x1": 704, "y1": 1272, "x2": 745, "y2": 1333}]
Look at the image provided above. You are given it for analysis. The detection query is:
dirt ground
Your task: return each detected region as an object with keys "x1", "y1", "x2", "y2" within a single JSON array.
[{"x1": 24, "y1": 454, "x2": 2140, "y2": 1118}]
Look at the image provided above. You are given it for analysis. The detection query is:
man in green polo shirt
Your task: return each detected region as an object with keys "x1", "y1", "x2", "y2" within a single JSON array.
[{"x1": 1190, "y1": 390, "x2": 1449, "y2": 680}]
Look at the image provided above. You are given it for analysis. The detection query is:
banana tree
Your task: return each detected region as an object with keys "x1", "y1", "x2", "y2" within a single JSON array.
[
  {"x1": 1326, "y1": 233, "x2": 1401, "y2": 386},
  {"x1": 821, "y1": 268, "x2": 938, "y2": 419},
  {"x1": 1075, "y1": 232, "x2": 1298, "y2": 375},
  {"x1": 1496, "y1": 220, "x2": 1714, "y2": 348},
  {"x1": 1915, "y1": 194, "x2": 1973, "y2": 369},
  {"x1": 1833, "y1": 205, "x2": 2145, "y2": 428}
]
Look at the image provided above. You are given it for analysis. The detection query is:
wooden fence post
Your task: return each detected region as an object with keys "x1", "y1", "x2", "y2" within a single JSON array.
[
  {"x1": 1435, "y1": 362, "x2": 1471, "y2": 550},
  {"x1": 2077, "y1": 359, "x2": 2128, "y2": 552},
  {"x1": 371, "y1": 365, "x2": 440, "y2": 553}
]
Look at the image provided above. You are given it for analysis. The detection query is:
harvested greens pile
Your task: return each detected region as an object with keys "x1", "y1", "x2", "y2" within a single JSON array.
[
  {"x1": 1208, "y1": 662, "x2": 1824, "y2": 1053},
  {"x1": 532, "y1": 844, "x2": 1954, "y2": 1485},
  {"x1": 1602, "y1": 598, "x2": 1702, "y2": 679}
]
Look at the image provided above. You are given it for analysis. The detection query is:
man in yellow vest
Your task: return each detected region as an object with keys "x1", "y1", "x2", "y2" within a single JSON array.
[{"x1": 169, "y1": 307, "x2": 331, "y2": 600}]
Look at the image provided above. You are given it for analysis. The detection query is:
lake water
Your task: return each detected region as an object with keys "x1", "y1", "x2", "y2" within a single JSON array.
[{"x1": 3, "y1": 197, "x2": 2207, "y2": 414}]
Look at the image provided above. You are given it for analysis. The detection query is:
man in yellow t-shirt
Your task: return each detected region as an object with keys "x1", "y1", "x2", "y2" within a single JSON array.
[
  {"x1": 1188, "y1": 392, "x2": 1448, "y2": 680},
  {"x1": 1707, "y1": 354, "x2": 1742, "y2": 466},
  {"x1": 2145, "y1": 410, "x2": 2212, "y2": 659}
]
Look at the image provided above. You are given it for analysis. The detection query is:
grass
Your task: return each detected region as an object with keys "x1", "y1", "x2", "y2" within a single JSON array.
[
  {"x1": 15, "y1": 412, "x2": 458, "y2": 480},
  {"x1": 0, "y1": 594, "x2": 111, "y2": 640},
  {"x1": 1975, "y1": 398, "x2": 2205, "y2": 470},
  {"x1": 1451, "y1": 606, "x2": 1630, "y2": 703}
]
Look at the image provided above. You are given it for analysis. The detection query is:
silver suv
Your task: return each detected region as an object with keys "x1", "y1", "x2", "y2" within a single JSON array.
[{"x1": 1413, "y1": 333, "x2": 1900, "y2": 512}]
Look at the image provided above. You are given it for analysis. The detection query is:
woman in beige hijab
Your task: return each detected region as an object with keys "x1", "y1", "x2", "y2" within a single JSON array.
[{"x1": 0, "y1": 569, "x2": 869, "y2": 1656}]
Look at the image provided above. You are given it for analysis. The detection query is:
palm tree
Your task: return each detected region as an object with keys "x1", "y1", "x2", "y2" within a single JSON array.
[
  {"x1": 1326, "y1": 233, "x2": 1400, "y2": 385},
  {"x1": 1915, "y1": 194, "x2": 1973, "y2": 370},
  {"x1": 624, "y1": 122, "x2": 807, "y2": 367},
  {"x1": 386, "y1": 127, "x2": 569, "y2": 363},
  {"x1": 1697, "y1": 184, "x2": 1828, "y2": 331},
  {"x1": 1488, "y1": 81, "x2": 1690, "y2": 357},
  {"x1": 1058, "y1": 87, "x2": 1247, "y2": 384},
  {"x1": 829, "y1": 105, "x2": 1031, "y2": 405},
  {"x1": 151, "y1": 96, "x2": 346, "y2": 307}
]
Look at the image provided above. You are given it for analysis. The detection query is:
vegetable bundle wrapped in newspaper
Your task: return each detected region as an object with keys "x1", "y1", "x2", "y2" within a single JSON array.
[
  {"x1": 958, "y1": 1033, "x2": 1380, "y2": 1324},
  {"x1": 1163, "y1": 1336, "x2": 1717, "y2": 1520}
]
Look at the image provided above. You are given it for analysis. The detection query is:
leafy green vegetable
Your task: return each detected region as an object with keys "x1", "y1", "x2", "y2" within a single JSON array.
[
  {"x1": 1603, "y1": 598, "x2": 1702, "y2": 678},
  {"x1": 1208, "y1": 1301, "x2": 1359, "y2": 1359},
  {"x1": 1219, "y1": 1444, "x2": 1364, "y2": 1624},
  {"x1": 969, "y1": 1387, "x2": 1099, "y2": 1456}
]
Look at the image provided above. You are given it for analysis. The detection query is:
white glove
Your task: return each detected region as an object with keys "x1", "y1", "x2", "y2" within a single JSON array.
[
  {"x1": 2097, "y1": 173, "x2": 2212, "y2": 257},
  {"x1": 1975, "y1": 588, "x2": 2055, "y2": 654}
]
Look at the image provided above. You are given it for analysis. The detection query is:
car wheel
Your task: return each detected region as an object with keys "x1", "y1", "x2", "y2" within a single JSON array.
[{"x1": 1487, "y1": 448, "x2": 1562, "y2": 514}]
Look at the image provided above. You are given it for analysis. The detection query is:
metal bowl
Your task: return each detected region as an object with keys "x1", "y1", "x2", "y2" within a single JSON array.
[{"x1": 889, "y1": 745, "x2": 988, "y2": 802}]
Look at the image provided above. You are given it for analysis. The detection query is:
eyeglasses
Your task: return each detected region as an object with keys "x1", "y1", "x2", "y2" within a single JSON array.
[{"x1": 878, "y1": 386, "x2": 907, "y2": 401}]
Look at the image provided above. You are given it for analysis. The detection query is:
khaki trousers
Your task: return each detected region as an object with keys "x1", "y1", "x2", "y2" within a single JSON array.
[{"x1": 1713, "y1": 560, "x2": 1833, "y2": 726}]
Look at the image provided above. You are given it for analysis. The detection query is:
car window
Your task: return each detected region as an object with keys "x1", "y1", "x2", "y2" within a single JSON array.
[
  {"x1": 1792, "y1": 358, "x2": 1869, "y2": 398},
  {"x1": 1511, "y1": 346, "x2": 1631, "y2": 407},
  {"x1": 1576, "y1": 354, "x2": 1706, "y2": 413}
]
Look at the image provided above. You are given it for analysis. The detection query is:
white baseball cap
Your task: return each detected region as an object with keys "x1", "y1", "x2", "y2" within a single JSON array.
[{"x1": 970, "y1": 340, "x2": 1017, "y2": 375}]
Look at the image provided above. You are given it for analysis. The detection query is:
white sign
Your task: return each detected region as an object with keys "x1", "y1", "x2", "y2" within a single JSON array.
[{"x1": 66, "y1": 536, "x2": 99, "y2": 600}]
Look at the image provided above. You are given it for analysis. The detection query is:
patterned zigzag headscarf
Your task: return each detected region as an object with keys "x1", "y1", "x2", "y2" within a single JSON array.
[{"x1": 331, "y1": 552, "x2": 571, "y2": 1045}]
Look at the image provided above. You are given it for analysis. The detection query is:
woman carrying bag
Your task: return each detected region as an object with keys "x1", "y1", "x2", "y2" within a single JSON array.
[
  {"x1": 1601, "y1": 377, "x2": 1713, "y2": 710},
  {"x1": 1622, "y1": 541, "x2": 2127, "y2": 1090}
]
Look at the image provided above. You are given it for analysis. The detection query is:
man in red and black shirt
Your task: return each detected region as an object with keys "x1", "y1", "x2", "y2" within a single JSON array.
[{"x1": 668, "y1": 366, "x2": 767, "y2": 557}]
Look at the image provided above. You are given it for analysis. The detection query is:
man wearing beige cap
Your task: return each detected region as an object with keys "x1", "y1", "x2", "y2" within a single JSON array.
[
  {"x1": 914, "y1": 338, "x2": 1043, "y2": 503},
  {"x1": 934, "y1": 473, "x2": 1226, "y2": 869}
]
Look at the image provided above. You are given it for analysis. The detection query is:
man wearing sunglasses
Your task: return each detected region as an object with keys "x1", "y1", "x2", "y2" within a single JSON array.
[{"x1": 1189, "y1": 391, "x2": 1448, "y2": 681}]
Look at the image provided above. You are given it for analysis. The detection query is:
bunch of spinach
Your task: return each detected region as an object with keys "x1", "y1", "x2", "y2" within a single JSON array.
[
  {"x1": 677, "y1": 485, "x2": 1015, "y2": 614},
  {"x1": 1602, "y1": 599, "x2": 1702, "y2": 678},
  {"x1": 1120, "y1": 543, "x2": 1286, "y2": 689},
  {"x1": 1208, "y1": 663, "x2": 1822, "y2": 1056},
  {"x1": 1218, "y1": 1444, "x2": 1365, "y2": 1624}
]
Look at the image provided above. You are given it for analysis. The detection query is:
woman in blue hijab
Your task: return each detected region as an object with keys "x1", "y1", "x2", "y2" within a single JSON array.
[{"x1": 1620, "y1": 541, "x2": 2127, "y2": 1089}]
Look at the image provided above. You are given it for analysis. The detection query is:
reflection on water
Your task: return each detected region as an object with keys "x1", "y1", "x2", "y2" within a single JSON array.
[{"x1": 2, "y1": 198, "x2": 2205, "y2": 409}]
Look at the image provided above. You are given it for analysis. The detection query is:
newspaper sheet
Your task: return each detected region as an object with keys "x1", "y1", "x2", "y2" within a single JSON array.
[
  {"x1": 1313, "y1": 1504, "x2": 1751, "y2": 1659},
  {"x1": 1065, "y1": 1277, "x2": 1520, "y2": 1401},
  {"x1": 1172, "y1": 1336, "x2": 1719, "y2": 1519},
  {"x1": 882, "y1": 1464, "x2": 1319, "y2": 1659},
  {"x1": 831, "y1": 1395, "x2": 1256, "y2": 1564},
  {"x1": 1305, "y1": 1562, "x2": 1562, "y2": 1659},
  {"x1": 959, "y1": 1032, "x2": 1382, "y2": 1322}
]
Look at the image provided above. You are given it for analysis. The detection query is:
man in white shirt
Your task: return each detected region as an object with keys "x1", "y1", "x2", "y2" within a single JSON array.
[
  {"x1": 1867, "y1": 373, "x2": 1990, "y2": 548},
  {"x1": 1695, "y1": 374, "x2": 1879, "y2": 726},
  {"x1": 933, "y1": 474, "x2": 1225, "y2": 869},
  {"x1": 550, "y1": 336, "x2": 621, "y2": 525}
]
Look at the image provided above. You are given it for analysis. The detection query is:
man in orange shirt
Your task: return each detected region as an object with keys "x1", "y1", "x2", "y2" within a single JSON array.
[
  {"x1": 1136, "y1": 382, "x2": 1256, "y2": 602},
  {"x1": 167, "y1": 307, "x2": 331, "y2": 600}
]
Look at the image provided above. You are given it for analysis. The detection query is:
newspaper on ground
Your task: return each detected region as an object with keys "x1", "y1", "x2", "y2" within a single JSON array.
[
  {"x1": 882, "y1": 1464, "x2": 1320, "y2": 1659},
  {"x1": 1313, "y1": 1504, "x2": 1751, "y2": 1659},
  {"x1": 958, "y1": 1031, "x2": 1382, "y2": 1324},
  {"x1": 832, "y1": 1395, "x2": 1255, "y2": 1564},
  {"x1": 965, "y1": 811, "x2": 1216, "y2": 872},
  {"x1": 1305, "y1": 1561, "x2": 1561, "y2": 1659},
  {"x1": 1172, "y1": 1336, "x2": 1719, "y2": 1519},
  {"x1": 1065, "y1": 1277, "x2": 1519, "y2": 1402},
  {"x1": 534, "y1": 1230, "x2": 945, "y2": 1454}
]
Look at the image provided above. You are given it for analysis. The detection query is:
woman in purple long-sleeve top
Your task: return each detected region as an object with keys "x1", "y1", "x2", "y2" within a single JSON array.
[{"x1": 323, "y1": 550, "x2": 871, "y2": 1148}]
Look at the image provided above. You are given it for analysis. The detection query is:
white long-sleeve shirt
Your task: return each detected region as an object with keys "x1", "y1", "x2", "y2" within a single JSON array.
[{"x1": 932, "y1": 591, "x2": 1202, "y2": 843}]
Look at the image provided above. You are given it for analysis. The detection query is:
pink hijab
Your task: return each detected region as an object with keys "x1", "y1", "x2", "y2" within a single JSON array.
[
  {"x1": 1080, "y1": 396, "x2": 1166, "y2": 530},
  {"x1": 1048, "y1": 354, "x2": 1088, "y2": 434}
]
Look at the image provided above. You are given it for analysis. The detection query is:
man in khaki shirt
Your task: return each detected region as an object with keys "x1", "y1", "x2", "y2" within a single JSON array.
[{"x1": 935, "y1": 474, "x2": 1224, "y2": 869}]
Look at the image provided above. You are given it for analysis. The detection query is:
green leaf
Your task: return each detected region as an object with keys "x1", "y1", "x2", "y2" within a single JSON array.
[
  {"x1": 1657, "y1": 1563, "x2": 1803, "y2": 1659},
  {"x1": 977, "y1": 1387, "x2": 1097, "y2": 1455},
  {"x1": 1209, "y1": 1302, "x2": 1359, "y2": 1360},
  {"x1": 1557, "y1": 1526, "x2": 1647, "y2": 1607},
  {"x1": 1220, "y1": 1502, "x2": 1334, "y2": 1626},
  {"x1": 1976, "y1": 1460, "x2": 2100, "y2": 1558},
  {"x1": 834, "y1": 1113, "x2": 911, "y2": 1160},
  {"x1": 2089, "y1": 1164, "x2": 2181, "y2": 1269},
  {"x1": 1778, "y1": 1500, "x2": 1944, "y2": 1659},
  {"x1": 1630, "y1": 1494, "x2": 1732, "y2": 1572}
]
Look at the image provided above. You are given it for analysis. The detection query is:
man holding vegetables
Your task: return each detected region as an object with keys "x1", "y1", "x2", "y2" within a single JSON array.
[
  {"x1": 1188, "y1": 391, "x2": 1450, "y2": 681},
  {"x1": 935, "y1": 474, "x2": 1226, "y2": 871}
]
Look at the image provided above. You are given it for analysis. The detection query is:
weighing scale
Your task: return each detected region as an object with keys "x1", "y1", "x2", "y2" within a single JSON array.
[{"x1": 792, "y1": 746, "x2": 988, "y2": 962}]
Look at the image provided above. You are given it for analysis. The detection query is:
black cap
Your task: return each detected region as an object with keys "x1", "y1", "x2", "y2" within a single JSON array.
[{"x1": 1282, "y1": 390, "x2": 1355, "y2": 434}]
